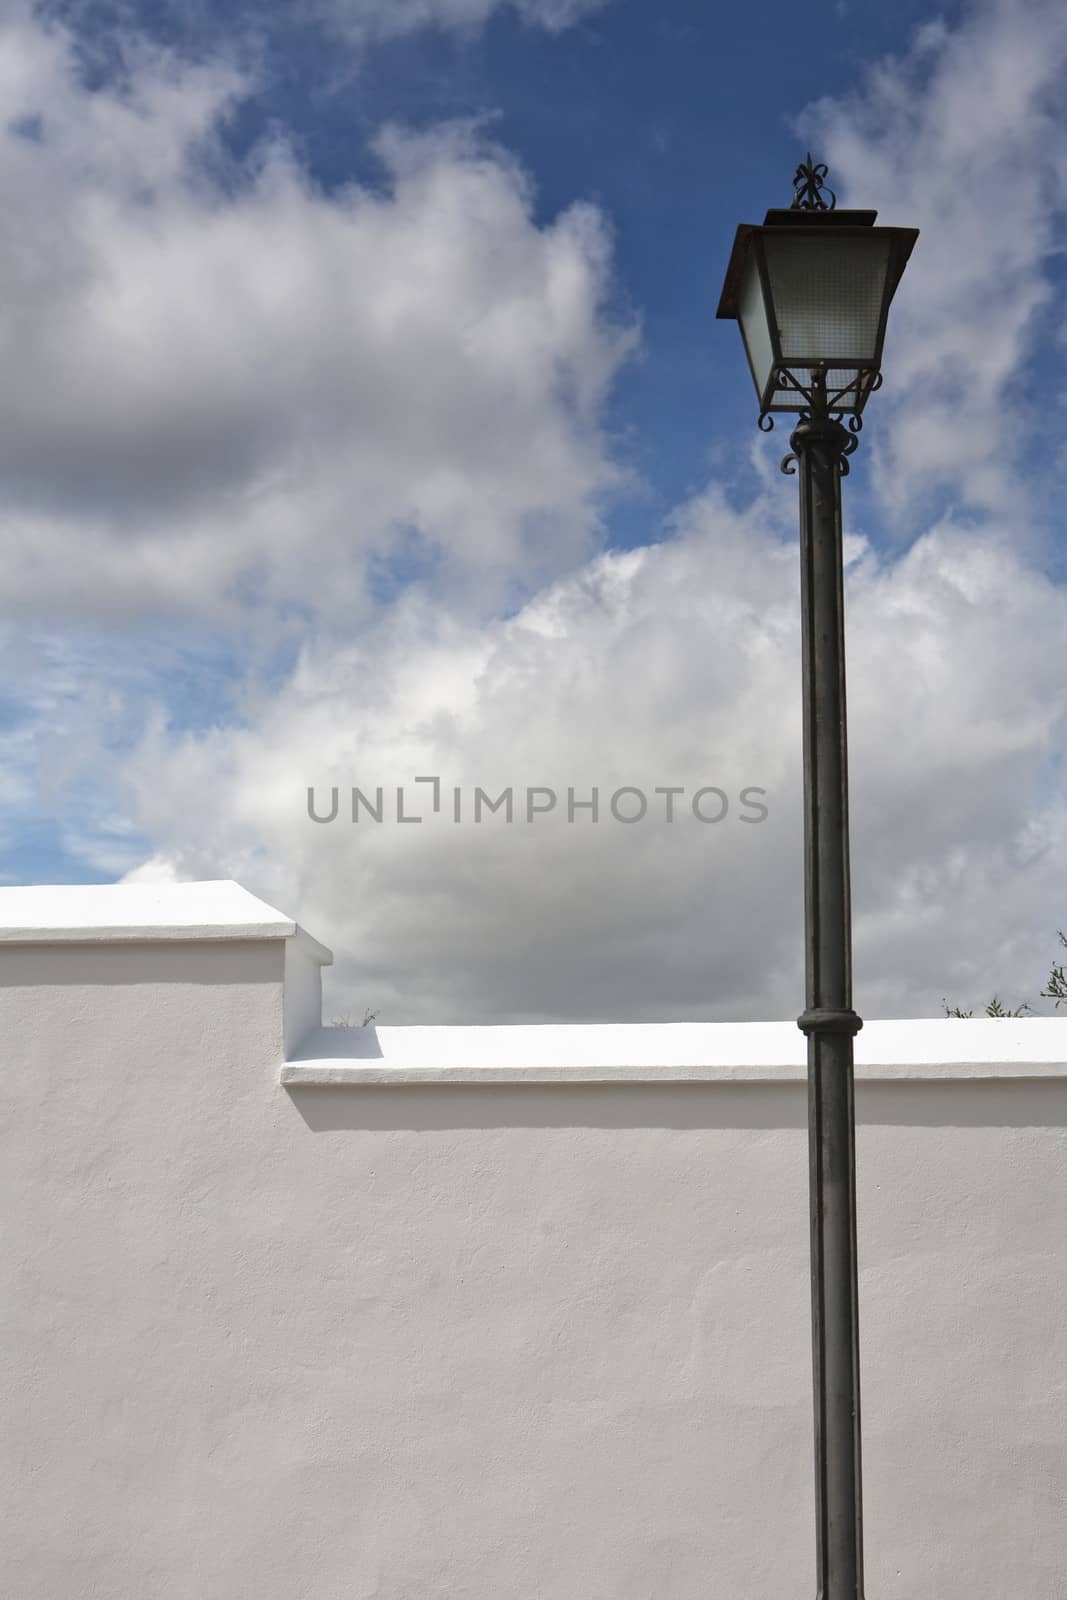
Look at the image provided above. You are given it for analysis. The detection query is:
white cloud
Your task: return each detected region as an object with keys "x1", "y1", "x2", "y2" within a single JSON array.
[
  {"x1": 801, "y1": 0, "x2": 1067, "y2": 531},
  {"x1": 8, "y1": 0, "x2": 1067, "y2": 1028},
  {"x1": 0, "y1": 14, "x2": 637, "y2": 625},
  {"x1": 108, "y1": 494, "x2": 1067, "y2": 1023}
]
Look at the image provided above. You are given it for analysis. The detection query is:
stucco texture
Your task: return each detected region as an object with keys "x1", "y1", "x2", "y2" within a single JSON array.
[{"x1": 2, "y1": 938, "x2": 1066, "y2": 1597}]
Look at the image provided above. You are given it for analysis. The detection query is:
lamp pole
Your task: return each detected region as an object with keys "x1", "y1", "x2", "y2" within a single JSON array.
[
  {"x1": 786, "y1": 372, "x2": 865, "y2": 1600},
  {"x1": 716, "y1": 157, "x2": 918, "y2": 1600}
]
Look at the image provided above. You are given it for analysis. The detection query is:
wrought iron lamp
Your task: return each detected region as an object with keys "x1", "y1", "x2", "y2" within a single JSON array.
[
  {"x1": 717, "y1": 153, "x2": 917, "y2": 428},
  {"x1": 716, "y1": 157, "x2": 918, "y2": 1600}
]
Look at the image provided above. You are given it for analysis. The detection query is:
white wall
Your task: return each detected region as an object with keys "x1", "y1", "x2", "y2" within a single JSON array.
[{"x1": 2, "y1": 884, "x2": 1066, "y2": 1600}]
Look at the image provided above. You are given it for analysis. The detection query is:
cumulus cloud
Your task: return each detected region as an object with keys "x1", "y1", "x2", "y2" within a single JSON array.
[
  {"x1": 114, "y1": 494, "x2": 1067, "y2": 1022},
  {"x1": 0, "y1": 12, "x2": 637, "y2": 625},
  {"x1": 801, "y1": 0, "x2": 1067, "y2": 531},
  {"x1": 8, "y1": 0, "x2": 1067, "y2": 1026}
]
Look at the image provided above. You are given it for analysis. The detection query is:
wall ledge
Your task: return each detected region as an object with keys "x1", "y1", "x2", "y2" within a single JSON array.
[
  {"x1": 0, "y1": 879, "x2": 332, "y2": 963},
  {"x1": 281, "y1": 1018, "x2": 1067, "y2": 1085}
]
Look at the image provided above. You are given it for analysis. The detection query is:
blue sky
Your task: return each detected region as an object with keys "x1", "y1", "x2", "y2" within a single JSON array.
[{"x1": 2, "y1": 0, "x2": 1066, "y2": 1019}]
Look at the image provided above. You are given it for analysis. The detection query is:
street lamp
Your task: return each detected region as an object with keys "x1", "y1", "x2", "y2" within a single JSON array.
[{"x1": 716, "y1": 156, "x2": 918, "y2": 1600}]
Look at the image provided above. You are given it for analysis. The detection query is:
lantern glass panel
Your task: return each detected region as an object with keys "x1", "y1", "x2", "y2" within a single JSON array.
[
  {"x1": 763, "y1": 233, "x2": 891, "y2": 367},
  {"x1": 738, "y1": 251, "x2": 774, "y2": 400}
]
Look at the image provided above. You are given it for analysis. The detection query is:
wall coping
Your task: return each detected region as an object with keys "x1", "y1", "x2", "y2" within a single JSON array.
[
  {"x1": 0, "y1": 879, "x2": 332, "y2": 962},
  {"x1": 281, "y1": 1018, "x2": 1067, "y2": 1085},
  {"x1": 3, "y1": 881, "x2": 1063, "y2": 1080}
]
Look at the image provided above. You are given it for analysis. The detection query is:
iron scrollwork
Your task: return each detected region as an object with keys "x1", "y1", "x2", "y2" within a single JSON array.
[
  {"x1": 763, "y1": 366, "x2": 882, "y2": 457},
  {"x1": 791, "y1": 152, "x2": 836, "y2": 213},
  {"x1": 774, "y1": 365, "x2": 867, "y2": 478},
  {"x1": 780, "y1": 431, "x2": 857, "y2": 478}
]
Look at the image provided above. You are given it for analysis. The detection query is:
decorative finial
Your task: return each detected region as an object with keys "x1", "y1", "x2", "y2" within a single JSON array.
[{"x1": 791, "y1": 152, "x2": 836, "y2": 212}]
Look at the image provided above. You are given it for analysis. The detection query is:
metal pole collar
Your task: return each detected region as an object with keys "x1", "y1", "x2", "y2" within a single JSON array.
[{"x1": 797, "y1": 1007, "x2": 864, "y2": 1036}]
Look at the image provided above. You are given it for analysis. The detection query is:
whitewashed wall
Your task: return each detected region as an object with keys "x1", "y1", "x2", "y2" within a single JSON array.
[{"x1": 2, "y1": 882, "x2": 1066, "y2": 1600}]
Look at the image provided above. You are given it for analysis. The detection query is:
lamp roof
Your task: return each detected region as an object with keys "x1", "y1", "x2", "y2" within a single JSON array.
[{"x1": 716, "y1": 154, "x2": 920, "y2": 320}]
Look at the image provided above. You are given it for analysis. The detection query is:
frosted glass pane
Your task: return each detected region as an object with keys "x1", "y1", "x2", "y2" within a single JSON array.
[
  {"x1": 738, "y1": 253, "x2": 774, "y2": 399},
  {"x1": 763, "y1": 235, "x2": 890, "y2": 366}
]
